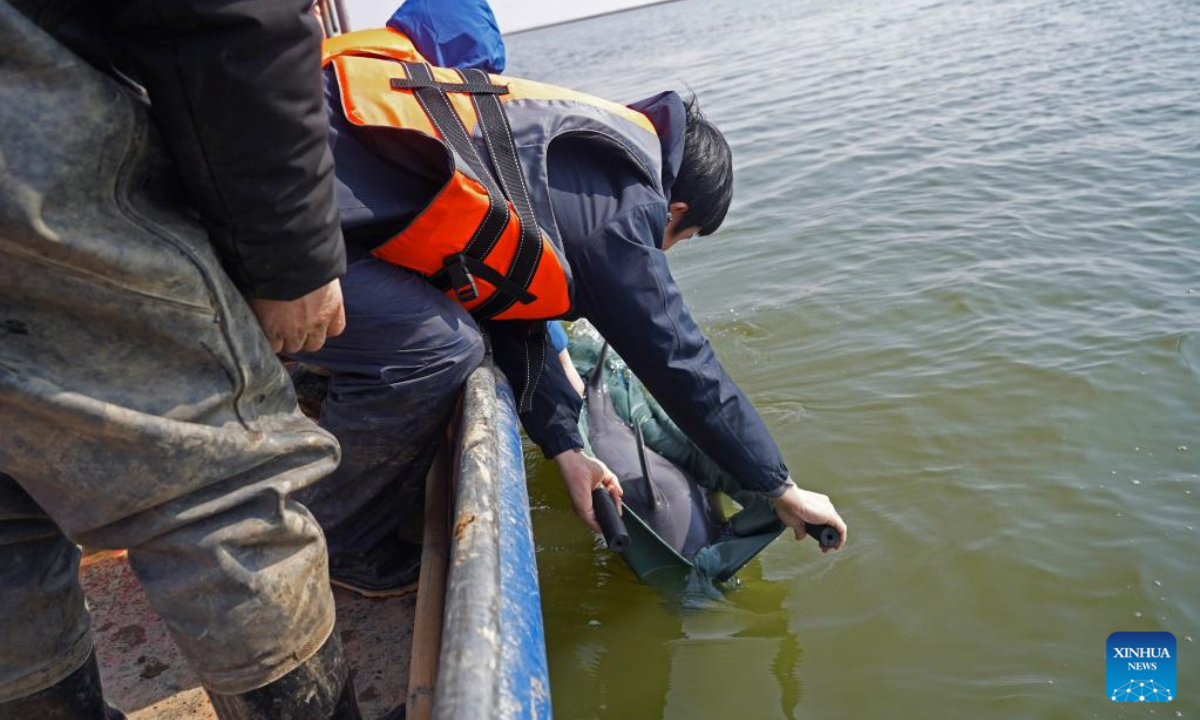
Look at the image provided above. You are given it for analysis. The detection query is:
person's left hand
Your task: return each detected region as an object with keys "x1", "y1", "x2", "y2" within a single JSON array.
[
  {"x1": 771, "y1": 484, "x2": 848, "y2": 553},
  {"x1": 248, "y1": 278, "x2": 346, "y2": 354},
  {"x1": 553, "y1": 448, "x2": 622, "y2": 534}
]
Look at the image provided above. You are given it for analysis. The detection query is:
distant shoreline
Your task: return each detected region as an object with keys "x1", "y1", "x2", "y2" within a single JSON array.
[{"x1": 505, "y1": 0, "x2": 687, "y2": 36}]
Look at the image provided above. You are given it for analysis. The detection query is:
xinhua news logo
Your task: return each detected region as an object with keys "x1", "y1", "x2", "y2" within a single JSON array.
[{"x1": 1108, "y1": 632, "x2": 1176, "y2": 702}]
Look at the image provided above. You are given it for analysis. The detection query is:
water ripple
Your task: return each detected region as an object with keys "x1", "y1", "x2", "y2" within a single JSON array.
[{"x1": 511, "y1": 0, "x2": 1200, "y2": 716}]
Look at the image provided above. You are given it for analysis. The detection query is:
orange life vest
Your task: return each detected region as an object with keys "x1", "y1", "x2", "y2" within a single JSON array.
[{"x1": 323, "y1": 28, "x2": 665, "y2": 321}]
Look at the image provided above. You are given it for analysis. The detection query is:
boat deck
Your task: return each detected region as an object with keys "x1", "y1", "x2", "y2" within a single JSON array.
[{"x1": 81, "y1": 550, "x2": 413, "y2": 719}]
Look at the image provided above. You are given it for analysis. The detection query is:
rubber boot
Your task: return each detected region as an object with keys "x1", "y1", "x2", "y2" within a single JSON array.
[
  {"x1": 207, "y1": 631, "x2": 362, "y2": 720},
  {"x1": 0, "y1": 650, "x2": 126, "y2": 720},
  {"x1": 329, "y1": 538, "x2": 423, "y2": 599}
]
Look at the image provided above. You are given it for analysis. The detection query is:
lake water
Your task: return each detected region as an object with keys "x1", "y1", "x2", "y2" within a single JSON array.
[{"x1": 506, "y1": 0, "x2": 1199, "y2": 717}]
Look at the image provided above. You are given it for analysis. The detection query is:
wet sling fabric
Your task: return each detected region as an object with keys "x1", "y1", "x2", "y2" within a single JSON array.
[
  {"x1": 322, "y1": 28, "x2": 665, "y2": 321},
  {"x1": 569, "y1": 329, "x2": 785, "y2": 588}
]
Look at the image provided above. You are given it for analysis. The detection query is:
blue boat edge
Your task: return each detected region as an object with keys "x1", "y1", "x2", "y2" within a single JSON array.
[{"x1": 435, "y1": 359, "x2": 552, "y2": 720}]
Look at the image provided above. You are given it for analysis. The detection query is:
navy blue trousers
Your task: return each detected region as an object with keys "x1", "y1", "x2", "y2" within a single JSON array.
[{"x1": 294, "y1": 255, "x2": 484, "y2": 554}]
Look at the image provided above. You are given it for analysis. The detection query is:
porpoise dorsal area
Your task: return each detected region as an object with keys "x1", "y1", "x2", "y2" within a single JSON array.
[{"x1": 584, "y1": 344, "x2": 722, "y2": 559}]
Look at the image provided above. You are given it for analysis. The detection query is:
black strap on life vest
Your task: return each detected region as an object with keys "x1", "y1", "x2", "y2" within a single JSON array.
[
  {"x1": 393, "y1": 63, "x2": 547, "y2": 321},
  {"x1": 389, "y1": 76, "x2": 509, "y2": 95},
  {"x1": 429, "y1": 253, "x2": 536, "y2": 305},
  {"x1": 399, "y1": 63, "x2": 510, "y2": 303},
  {"x1": 460, "y1": 67, "x2": 545, "y2": 321}
]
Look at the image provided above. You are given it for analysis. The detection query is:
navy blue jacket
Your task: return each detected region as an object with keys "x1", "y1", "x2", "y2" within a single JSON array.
[
  {"x1": 325, "y1": 5, "x2": 789, "y2": 493},
  {"x1": 523, "y1": 95, "x2": 789, "y2": 493}
]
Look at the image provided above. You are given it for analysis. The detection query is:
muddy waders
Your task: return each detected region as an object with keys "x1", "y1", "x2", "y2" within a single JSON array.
[{"x1": 0, "y1": 3, "x2": 362, "y2": 718}]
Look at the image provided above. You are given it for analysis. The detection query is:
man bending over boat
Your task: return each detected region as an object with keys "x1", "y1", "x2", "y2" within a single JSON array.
[{"x1": 293, "y1": 2, "x2": 848, "y2": 596}]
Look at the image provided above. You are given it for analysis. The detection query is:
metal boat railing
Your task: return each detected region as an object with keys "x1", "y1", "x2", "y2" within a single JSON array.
[{"x1": 433, "y1": 361, "x2": 552, "y2": 720}]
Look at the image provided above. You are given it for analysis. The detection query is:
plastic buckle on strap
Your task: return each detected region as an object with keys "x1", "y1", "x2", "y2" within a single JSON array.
[{"x1": 445, "y1": 256, "x2": 478, "y2": 303}]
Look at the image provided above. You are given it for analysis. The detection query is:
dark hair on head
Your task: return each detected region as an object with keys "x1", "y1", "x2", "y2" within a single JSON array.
[{"x1": 671, "y1": 96, "x2": 734, "y2": 236}]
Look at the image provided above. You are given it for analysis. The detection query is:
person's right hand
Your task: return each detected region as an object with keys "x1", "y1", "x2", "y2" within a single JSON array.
[
  {"x1": 771, "y1": 484, "x2": 849, "y2": 553},
  {"x1": 248, "y1": 278, "x2": 347, "y2": 354},
  {"x1": 554, "y1": 448, "x2": 623, "y2": 534}
]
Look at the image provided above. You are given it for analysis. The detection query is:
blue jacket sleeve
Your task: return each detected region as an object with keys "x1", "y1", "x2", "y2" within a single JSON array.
[
  {"x1": 525, "y1": 336, "x2": 585, "y2": 457},
  {"x1": 388, "y1": 0, "x2": 505, "y2": 72},
  {"x1": 489, "y1": 322, "x2": 585, "y2": 457},
  {"x1": 547, "y1": 321, "x2": 569, "y2": 353},
  {"x1": 571, "y1": 204, "x2": 791, "y2": 493}
]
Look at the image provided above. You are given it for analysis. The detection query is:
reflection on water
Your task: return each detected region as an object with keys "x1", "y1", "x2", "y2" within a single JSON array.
[
  {"x1": 528, "y1": 508, "x2": 806, "y2": 720},
  {"x1": 510, "y1": 0, "x2": 1200, "y2": 717}
]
